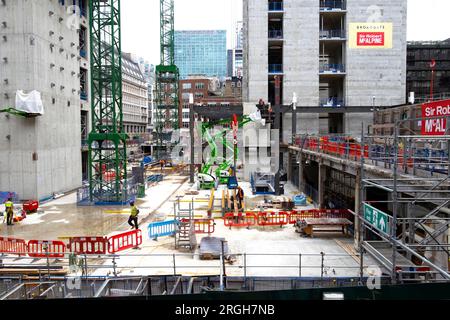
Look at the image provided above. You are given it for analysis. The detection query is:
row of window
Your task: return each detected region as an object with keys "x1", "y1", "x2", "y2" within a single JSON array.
[
  {"x1": 124, "y1": 125, "x2": 146, "y2": 134},
  {"x1": 123, "y1": 83, "x2": 147, "y2": 98},
  {"x1": 182, "y1": 83, "x2": 206, "y2": 90},
  {"x1": 123, "y1": 94, "x2": 147, "y2": 107}
]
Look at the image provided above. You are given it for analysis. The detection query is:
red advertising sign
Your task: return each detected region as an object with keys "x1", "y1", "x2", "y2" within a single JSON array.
[
  {"x1": 421, "y1": 100, "x2": 450, "y2": 135},
  {"x1": 357, "y1": 32, "x2": 385, "y2": 46}
]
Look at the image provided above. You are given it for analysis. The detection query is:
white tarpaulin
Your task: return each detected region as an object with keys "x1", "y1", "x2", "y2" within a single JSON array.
[{"x1": 15, "y1": 90, "x2": 44, "y2": 115}]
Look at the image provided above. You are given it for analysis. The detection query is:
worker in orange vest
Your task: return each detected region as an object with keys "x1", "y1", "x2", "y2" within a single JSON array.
[{"x1": 236, "y1": 186, "x2": 244, "y2": 210}]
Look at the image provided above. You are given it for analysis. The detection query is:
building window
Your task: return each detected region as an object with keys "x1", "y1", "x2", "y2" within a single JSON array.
[
  {"x1": 80, "y1": 68, "x2": 88, "y2": 100},
  {"x1": 183, "y1": 83, "x2": 192, "y2": 90},
  {"x1": 79, "y1": 26, "x2": 87, "y2": 58},
  {"x1": 195, "y1": 83, "x2": 205, "y2": 89}
]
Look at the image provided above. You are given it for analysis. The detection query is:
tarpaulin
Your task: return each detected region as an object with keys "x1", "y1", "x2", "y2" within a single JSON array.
[{"x1": 15, "y1": 90, "x2": 44, "y2": 115}]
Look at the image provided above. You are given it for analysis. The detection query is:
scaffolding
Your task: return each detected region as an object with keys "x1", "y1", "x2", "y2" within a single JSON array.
[
  {"x1": 359, "y1": 116, "x2": 450, "y2": 283},
  {"x1": 154, "y1": 0, "x2": 179, "y2": 160},
  {"x1": 88, "y1": 0, "x2": 129, "y2": 203}
]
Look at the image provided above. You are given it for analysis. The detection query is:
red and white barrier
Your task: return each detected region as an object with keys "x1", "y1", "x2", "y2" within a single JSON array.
[
  {"x1": 224, "y1": 213, "x2": 258, "y2": 228},
  {"x1": 27, "y1": 240, "x2": 66, "y2": 258},
  {"x1": 68, "y1": 237, "x2": 108, "y2": 255},
  {"x1": 108, "y1": 229, "x2": 142, "y2": 254},
  {"x1": 257, "y1": 212, "x2": 290, "y2": 227},
  {"x1": 0, "y1": 237, "x2": 28, "y2": 256}
]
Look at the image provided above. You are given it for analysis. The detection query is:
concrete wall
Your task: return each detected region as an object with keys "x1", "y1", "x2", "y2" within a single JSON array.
[
  {"x1": 0, "y1": 0, "x2": 82, "y2": 200},
  {"x1": 243, "y1": 0, "x2": 268, "y2": 103},
  {"x1": 283, "y1": 0, "x2": 320, "y2": 139},
  {"x1": 345, "y1": 0, "x2": 407, "y2": 133}
]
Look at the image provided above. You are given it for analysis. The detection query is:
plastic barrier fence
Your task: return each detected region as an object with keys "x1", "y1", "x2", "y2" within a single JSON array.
[
  {"x1": 68, "y1": 237, "x2": 108, "y2": 255},
  {"x1": 223, "y1": 210, "x2": 352, "y2": 227},
  {"x1": 23, "y1": 200, "x2": 39, "y2": 213},
  {"x1": 224, "y1": 213, "x2": 258, "y2": 228},
  {"x1": 27, "y1": 240, "x2": 66, "y2": 258},
  {"x1": 0, "y1": 237, "x2": 28, "y2": 256},
  {"x1": 257, "y1": 212, "x2": 290, "y2": 227},
  {"x1": 108, "y1": 229, "x2": 143, "y2": 254},
  {"x1": 148, "y1": 220, "x2": 176, "y2": 239},
  {"x1": 289, "y1": 209, "x2": 351, "y2": 224},
  {"x1": 194, "y1": 219, "x2": 215, "y2": 234}
]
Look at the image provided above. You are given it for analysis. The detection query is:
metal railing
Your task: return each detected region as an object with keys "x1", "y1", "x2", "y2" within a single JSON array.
[
  {"x1": 293, "y1": 133, "x2": 450, "y2": 176},
  {"x1": 320, "y1": 29, "x2": 346, "y2": 39},
  {"x1": 320, "y1": 97, "x2": 345, "y2": 107},
  {"x1": 0, "y1": 251, "x2": 366, "y2": 279},
  {"x1": 320, "y1": 63, "x2": 346, "y2": 73},
  {"x1": 412, "y1": 92, "x2": 450, "y2": 104}
]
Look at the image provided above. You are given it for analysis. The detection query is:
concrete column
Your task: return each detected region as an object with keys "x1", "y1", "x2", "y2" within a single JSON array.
[
  {"x1": 318, "y1": 163, "x2": 326, "y2": 209},
  {"x1": 189, "y1": 104, "x2": 195, "y2": 184},
  {"x1": 287, "y1": 153, "x2": 292, "y2": 183},
  {"x1": 354, "y1": 170, "x2": 361, "y2": 249},
  {"x1": 298, "y1": 153, "x2": 304, "y2": 191}
]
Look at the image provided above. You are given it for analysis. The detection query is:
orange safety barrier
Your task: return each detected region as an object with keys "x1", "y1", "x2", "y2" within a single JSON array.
[
  {"x1": 68, "y1": 237, "x2": 108, "y2": 255},
  {"x1": 108, "y1": 229, "x2": 142, "y2": 254},
  {"x1": 194, "y1": 219, "x2": 215, "y2": 234},
  {"x1": 27, "y1": 240, "x2": 66, "y2": 258},
  {"x1": 257, "y1": 212, "x2": 290, "y2": 227},
  {"x1": 0, "y1": 237, "x2": 28, "y2": 256},
  {"x1": 289, "y1": 209, "x2": 352, "y2": 224},
  {"x1": 224, "y1": 213, "x2": 258, "y2": 228}
]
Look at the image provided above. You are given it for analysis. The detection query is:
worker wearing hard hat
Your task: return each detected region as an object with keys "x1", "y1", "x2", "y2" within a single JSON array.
[
  {"x1": 128, "y1": 201, "x2": 140, "y2": 230},
  {"x1": 5, "y1": 198, "x2": 14, "y2": 226}
]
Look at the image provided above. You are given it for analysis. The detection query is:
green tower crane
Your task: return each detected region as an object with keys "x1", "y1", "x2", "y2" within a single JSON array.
[
  {"x1": 155, "y1": 0, "x2": 179, "y2": 160},
  {"x1": 88, "y1": 0, "x2": 128, "y2": 204}
]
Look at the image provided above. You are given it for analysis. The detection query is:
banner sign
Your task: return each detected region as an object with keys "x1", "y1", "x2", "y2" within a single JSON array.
[
  {"x1": 421, "y1": 100, "x2": 450, "y2": 136},
  {"x1": 349, "y1": 23, "x2": 393, "y2": 49}
]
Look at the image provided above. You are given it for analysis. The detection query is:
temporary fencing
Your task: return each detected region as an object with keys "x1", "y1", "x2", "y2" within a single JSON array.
[
  {"x1": 193, "y1": 219, "x2": 215, "y2": 234},
  {"x1": 0, "y1": 237, "x2": 28, "y2": 256},
  {"x1": 224, "y1": 213, "x2": 258, "y2": 228},
  {"x1": 108, "y1": 229, "x2": 143, "y2": 254},
  {"x1": 224, "y1": 209, "x2": 352, "y2": 227},
  {"x1": 27, "y1": 240, "x2": 66, "y2": 258},
  {"x1": 257, "y1": 212, "x2": 290, "y2": 227},
  {"x1": 289, "y1": 209, "x2": 351, "y2": 224},
  {"x1": 68, "y1": 237, "x2": 108, "y2": 255},
  {"x1": 148, "y1": 220, "x2": 177, "y2": 239}
]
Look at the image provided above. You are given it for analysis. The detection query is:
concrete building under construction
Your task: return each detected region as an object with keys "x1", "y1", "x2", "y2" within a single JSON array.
[
  {"x1": 243, "y1": 0, "x2": 407, "y2": 137},
  {"x1": 0, "y1": 0, "x2": 90, "y2": 200}
]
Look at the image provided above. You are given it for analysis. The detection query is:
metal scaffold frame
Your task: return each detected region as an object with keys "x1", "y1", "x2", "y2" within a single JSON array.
[
  {"x1": 88, "y1": 0, "x2": 129, "y2": 203},
  {"x1": 358, "y1": 116, "x2": 450, "y2": 283},
  {"x1": 155, "y1": 0, "x2": 179, "y2": 159}
]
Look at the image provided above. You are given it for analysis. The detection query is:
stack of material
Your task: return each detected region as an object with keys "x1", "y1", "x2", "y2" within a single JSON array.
[
  {"x1": 199, "y1": 237, "x2": 229, "y2": 260},
  {"x1": 272, "y1": 196, "x2": 294, "y2": 210}
]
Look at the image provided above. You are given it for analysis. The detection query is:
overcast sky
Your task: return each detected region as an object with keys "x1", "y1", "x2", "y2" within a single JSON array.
[{"x1": 122, "y1": 0, "x2": 450, "y2": 65}]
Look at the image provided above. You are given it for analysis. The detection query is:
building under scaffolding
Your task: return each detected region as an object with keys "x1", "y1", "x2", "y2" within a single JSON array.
[{"x1": 358, "y1": 115, "x2": 450, "y2": 283}]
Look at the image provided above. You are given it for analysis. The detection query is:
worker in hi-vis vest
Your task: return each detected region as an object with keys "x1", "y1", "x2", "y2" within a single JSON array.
[
  {"x1": 128, "y1": 201, "x2": 139, "y2": 230},
  {"x1": 5, "y1": 198, "x2": 14, "y2": 226}
]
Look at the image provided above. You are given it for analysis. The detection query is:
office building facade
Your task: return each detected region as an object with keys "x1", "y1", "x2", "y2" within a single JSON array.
[
  {"x1": 407, "y1": 39, "x2": 450, "y2": 103},
  {"x1": 175, "y1": 30, "x2": 227, "y2": 79}
]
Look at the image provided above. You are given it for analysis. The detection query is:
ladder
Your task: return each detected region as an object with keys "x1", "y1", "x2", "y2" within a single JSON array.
[{"x1": 174, "y1": 198, "x2": 196, "y2": 250}]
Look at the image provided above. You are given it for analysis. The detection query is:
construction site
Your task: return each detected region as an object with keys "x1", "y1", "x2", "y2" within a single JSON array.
[{"x1": 0, "y1": 0, "x2": 450, "y2": 302}]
